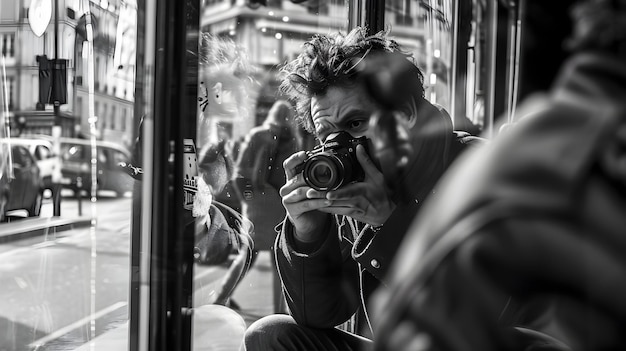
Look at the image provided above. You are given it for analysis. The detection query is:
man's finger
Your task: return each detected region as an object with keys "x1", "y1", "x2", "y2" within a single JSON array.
[
  {"x1": 281, "y1": 172, "x2": 306, "y2": 196},
  {"x1": 282, "y1": 186, "x2": 309, "y2": 204},
  {"x1": 326, "y1": 182, "x2": 367, "y2": 200},
  {"x1": 318, "y1": 205, "x2": 363, "y2": 218},
  {"x1": 288, "y1": 198, "x2": 333, "y2": 216},
  {"x1": 284, "y1": 151, "x2": 308, "y2": 179},
  {"x1": 356, "y1": 144, "x2": 382, "y2": 180}
]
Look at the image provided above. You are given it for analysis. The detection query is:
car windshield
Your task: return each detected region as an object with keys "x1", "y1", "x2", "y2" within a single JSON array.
[{"x1": 63, "y1": 145, "x2": 85, "y2": 161}]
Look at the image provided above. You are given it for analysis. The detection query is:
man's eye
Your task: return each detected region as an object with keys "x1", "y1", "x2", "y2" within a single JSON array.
[{"x1": 349, "y1": 120, "x2": 366, "y2": 130}]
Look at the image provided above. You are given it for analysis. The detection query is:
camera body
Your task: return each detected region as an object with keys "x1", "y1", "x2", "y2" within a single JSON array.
[{"x1": 297, "y1": 131, "x2": 372, "y2": 191}]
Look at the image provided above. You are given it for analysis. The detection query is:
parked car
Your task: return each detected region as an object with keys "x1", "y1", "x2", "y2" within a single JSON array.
[
  {"x1": 4, "y1": 137, "x2": 57, "y2": 191},
  {"x1": 19, "y1": 135, "x2": 135, "y2": 197},
  {"x1": 57, "y1": 138, "x2": 134, "y2": 197},
  {"x1": 0, "y1": 141, "x2": 44, "y2": 221}
]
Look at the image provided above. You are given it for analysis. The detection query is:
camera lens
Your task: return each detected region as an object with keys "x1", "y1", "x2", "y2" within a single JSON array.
[
  {"x1": 311, "y1": 163, "x2": 332, "y2": 184},
  {"x1": 303, "y1": 154, "x2": 343, "y2": 191}
]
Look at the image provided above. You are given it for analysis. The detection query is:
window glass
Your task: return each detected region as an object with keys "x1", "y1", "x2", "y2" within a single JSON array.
[
  {"x1": 0, "y1": 1, "x2": 136, "y2": 350},
  {"x1": 192, "y1": 0, "x2": 350, "y2": 343},
  {"x1": 11, "y1": 145, "x2": 27, "y2": 167},
  {"x1": 98, "y1": 149, "x2": 108, "y2": 164},
  {"x1": 112, "y1": 150, "x2": 128, "y2": 164},
  {"x1": 0, "y1": 3, "x2": 16, "y2": 22},
  {"x1": 35, "y1": 145, "x2": 51, "y2": 160},
  {"x1": 0, "y1": 0, "x2": 420, "y2": 350},
  {"x1": 386, "y1": 0, "x2": 454, "y2": 111},
  {"x1": 63, "y1": 145, "x2": 85, "y2": 161}
]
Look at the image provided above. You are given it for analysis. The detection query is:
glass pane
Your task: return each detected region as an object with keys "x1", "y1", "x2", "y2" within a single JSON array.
[
  {"x1": 4, "y1": 1, "x2": 480, "y2": 349},
  {"x1": 191, "y1": 1, "x2": 350, "y2": 348},
  {"x1": 386, "y1": 0, "x2": 454, "y2": 110},
  {"x1": 0, "y1": 0, "x2": 136, "y2": 349},
  {"x1": 385, "y1": 0, "x2": 484, "y2": 135}
]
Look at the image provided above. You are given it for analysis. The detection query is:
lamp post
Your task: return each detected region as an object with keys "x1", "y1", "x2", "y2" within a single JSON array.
[
  {"x1": 29, "y1": 0, "x2": 63, "y2": 216},
  {"x1": 52, "y1": 0, "x2": 60, "y2": 127},
  {"x1": 50, "y1": 0, "x2": 63, "y2": 216}
]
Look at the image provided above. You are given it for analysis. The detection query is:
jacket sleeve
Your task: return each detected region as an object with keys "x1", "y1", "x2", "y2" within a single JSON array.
[
  {"x1": 275, "y1": 216, "x2": 362, "y2": 328},
  {"x1": 352, "y1": 200, "x2": 422, "y2": 282}
]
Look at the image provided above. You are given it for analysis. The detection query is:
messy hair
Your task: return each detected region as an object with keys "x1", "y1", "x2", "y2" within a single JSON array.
[{"x1": 279, "y1": 27, "x2": 424, "y2": 133}]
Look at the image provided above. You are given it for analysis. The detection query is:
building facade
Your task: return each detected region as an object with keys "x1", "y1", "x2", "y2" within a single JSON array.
[
  {"x1": 199, "y1": 0, "x2": 452, "y2": 141},
  {"x1": 1, "y1": 0, "x2": 451, "y2": 147},
  {"x1": 1, "y1": 0, "x2": 136, "y2": 149}
]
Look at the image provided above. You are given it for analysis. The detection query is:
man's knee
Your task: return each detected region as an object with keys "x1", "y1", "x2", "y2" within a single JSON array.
[{"x1": 244, "y1": 314, "x2": 295, "y2": 350}]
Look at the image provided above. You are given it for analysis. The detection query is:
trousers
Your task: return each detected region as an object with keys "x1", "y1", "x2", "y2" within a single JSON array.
[{"x1": 243, "y1": 314, "x2": 373, "y2": 351}]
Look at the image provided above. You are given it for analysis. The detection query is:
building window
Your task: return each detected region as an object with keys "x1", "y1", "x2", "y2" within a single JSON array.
[
  {"x1": 1, "y1": 33, "x2": 16, "y2": 58},
  {"x1": 77, "y1": 97, "x2": 83, "y2": 118},
  {"x1": 95, "y1": 57, "x2": 101, "y2": 89},
  {"x1": 111, "y1": 106, "x2": 117, "y2": 130},
  {"x1": 7, "y1": 77, "x2": 14, "y2": 110},
  {"x1": 102, "y1": 104, "x2": 108, "y2": 129},
  {"x1": 121, "y1": 108, "x2": 127, "y2": 132},
  {"x1": 94, "y1": 101, "x2": 100, "y2": 128}
]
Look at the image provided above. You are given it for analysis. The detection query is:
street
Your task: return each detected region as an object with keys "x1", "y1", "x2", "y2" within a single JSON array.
[
  {"x1": 0, "y1": 193, "x2": 132, "y2": 351},
  {"x1": 0, "y1": 193, "x2": 273, "y2": 351}
]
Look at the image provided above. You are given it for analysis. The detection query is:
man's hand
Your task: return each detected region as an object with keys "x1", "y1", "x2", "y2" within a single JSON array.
[
  {"x1": 280, "y1": 151, "x2": 332, "y2": 243},
  {"x1": 309, "y1": 144, "x2": 395, "y2": 226}
]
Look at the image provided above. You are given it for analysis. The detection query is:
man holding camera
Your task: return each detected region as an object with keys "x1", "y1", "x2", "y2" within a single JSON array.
[{"x1": 242, "y1": 27, "x2": 483, "y2": 350}]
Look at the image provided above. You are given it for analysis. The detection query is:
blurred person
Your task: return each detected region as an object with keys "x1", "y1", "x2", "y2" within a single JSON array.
[
  {"x1": 371, "y1": 1, "x2": 626, "y2": 350},
  {"x1": 193, "y1": 32, "x2": 259, "y2": 306},
  {"x1": 193, "y1": 139, "x2": 254, "y2": 307},
  {"x1": 232, "y1": 99, "x2": 301, "y2": 313},
  {"x1": 242, "y1": 27, "x2": 484, "y2": 350},
  {"x1": 236, "y1": 100, "x2": 300, "y2": 252},
  {"x1": 197, "y1": 32, "x2": 258, "y2": 215}
]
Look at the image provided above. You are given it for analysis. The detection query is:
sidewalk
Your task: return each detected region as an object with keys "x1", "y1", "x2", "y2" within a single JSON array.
[
  {"x1": 0, "y1": 215, "x2": 92, "y2": 243},
  {"x1": 71, "y1": 252, "x2": 275, "y2": 351},
  {"x1": 1, "y1": 202, "x2": 275, "y2": 350}
]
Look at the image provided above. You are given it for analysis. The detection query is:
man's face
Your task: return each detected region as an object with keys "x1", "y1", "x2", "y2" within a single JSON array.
[{"x1": 310, "y1": 85, "x2": 379, "y2": 142}]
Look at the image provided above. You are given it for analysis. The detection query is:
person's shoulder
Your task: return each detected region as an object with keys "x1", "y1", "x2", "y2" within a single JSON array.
[{"x1": 245, "y1": 125, "x2": 274, "y2": 142}]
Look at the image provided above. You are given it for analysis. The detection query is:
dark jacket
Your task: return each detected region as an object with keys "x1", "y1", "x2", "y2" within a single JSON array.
[
  {"x1": 275, "y1": 101, "x2": 484, "y2": 331},
  {"x1": 236, "y1": 122, "x2": 298, "y2": 251},
  {"x1": 371, "y1": 52, "x2": 626, "y2": 351}
]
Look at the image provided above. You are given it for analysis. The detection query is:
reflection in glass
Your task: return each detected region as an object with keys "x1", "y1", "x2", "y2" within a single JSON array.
[
  {"x1": 0, "y1": 0, "x2": 137, "y2": 349},
  {"x1": 386, "y1": 0, "x2": 454, "y2": 111},
  {"x1": 191, "y1": 1, "x2": 350, "y2": 347}
]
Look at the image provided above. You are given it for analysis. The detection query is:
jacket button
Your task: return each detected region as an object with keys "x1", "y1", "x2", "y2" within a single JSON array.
[{"x1": 370, "y1": 259, "x2": 380, "y2": 269}]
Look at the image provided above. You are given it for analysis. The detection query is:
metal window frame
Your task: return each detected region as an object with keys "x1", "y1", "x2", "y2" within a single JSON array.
[{"x1": 130, "y1": 0, "x2": 199, "y2": 350}]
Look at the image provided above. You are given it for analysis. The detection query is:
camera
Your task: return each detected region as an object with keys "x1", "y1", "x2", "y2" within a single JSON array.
[{"x1": 297, "y1": 131, "x2": 372, "y2": 191}]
